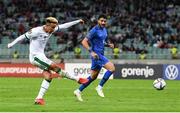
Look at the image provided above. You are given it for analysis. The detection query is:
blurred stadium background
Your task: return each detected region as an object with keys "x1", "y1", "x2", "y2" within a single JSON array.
[
  {"x1": 0, "y1": 0, "x2": 180, "y2": 112},
  {"x1": 0, "y1": 0, "x2": 180, "y2": 60}
]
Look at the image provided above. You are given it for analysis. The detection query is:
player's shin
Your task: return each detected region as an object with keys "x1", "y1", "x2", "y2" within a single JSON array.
[
  {"x1": 50, "y1": 63, "x2": 79, "y2": 81},
  {"x1": 79, "y1": 76, "x2": 94, "y2": 91},
  {"x1": 36, "y1": 79, "x2": 51, "y2": 99},
  {"x1": 99, "y1": 70, "x2": 113, "y2": 87},
  {"x1": 52, "y1": 65, "x2": 88, "y2": 84}
]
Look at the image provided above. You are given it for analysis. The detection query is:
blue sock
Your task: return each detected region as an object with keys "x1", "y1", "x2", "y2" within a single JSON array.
[
  {"x1": 79, "y1": 76, "x2": 94, "y2": 92},
  {"x1": 99, "y1": 70, "x2": 113, "y2": 87}
]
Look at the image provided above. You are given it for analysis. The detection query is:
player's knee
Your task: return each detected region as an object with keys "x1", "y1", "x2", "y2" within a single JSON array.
[
  {"x1": 43, "y1": 71, "x2": 52, "y2": 80},
  {"x1": 50, "y1": 63, "x2": 61, "y2": 73},
  {"x1": 105, "y1": 62, "x2": 115, "y2": 72},
  {"x1": 54, "y1": 67, "x2": 61, "y2": 73},
  {"x1": 108, "y1": 63, "x2": 115, "y2": 72},
  {"x1": 109, "y1": 65, "x2": 115, "y2": 72},
  {"x1": 45, "y1": 78, "x2": 52, "y2": 83},
  {"x1": 91, "y1": 70, "x2": 100, "y2": 80},
  {"x1": 91, "y1": 74, "x2": 98, "y2": 80},
  {"x1": 91, "y1": 75, "x2": 97, "y2": 80}
]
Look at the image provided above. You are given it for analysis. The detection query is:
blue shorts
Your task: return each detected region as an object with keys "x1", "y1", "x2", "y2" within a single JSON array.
[{"x1": 91, "y1": 53, "x2": 109, "y2": 70}]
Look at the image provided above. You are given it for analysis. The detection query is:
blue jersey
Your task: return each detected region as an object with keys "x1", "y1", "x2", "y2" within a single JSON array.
[
  {"x1": 86, "y1": 25, "x2": 109, "y2": 70},
  {"x1": 86, "y1": 25, "x2": 108, "y2": 55}
]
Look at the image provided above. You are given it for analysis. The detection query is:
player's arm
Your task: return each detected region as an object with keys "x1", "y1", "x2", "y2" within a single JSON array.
[
  {"x1": 82, "y1": 28, "x2": 95, "y2": 52},
  {"x1": 81, "y1": 37, "x2": 99, "y2": 59},
  {"x1": 82, "y1": 28, "x2": 99, "y2": 59},
  {"x1": 81, "y1": 37, "x2": 91, "y2": 52},
  {"x1": 7, "y1": 35, "x2": 25, "y2": 48},
  {"x1": 104, "y1": 37, "x2": 114, "y2": 49},
  {"x1": 56, "y1": 19, "x2": 84, "y2": 31},
  {"x1": 104, "y1": 29, "x2": 114, "y2": 48},
  {"x1": 104, "y1": 40, "x2": 114, "y2": 49},
  {"x1": 7, "y1": 28, "x2": 35, "y2": 48}
]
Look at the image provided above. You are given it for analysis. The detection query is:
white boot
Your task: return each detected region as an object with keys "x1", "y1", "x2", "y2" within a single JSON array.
[
  {"x1": 74, "y1": 89, "x2": 83, "y2": 102},
  {"x1": 95, "y1": 86, "x2": 105, "y2": 97}
]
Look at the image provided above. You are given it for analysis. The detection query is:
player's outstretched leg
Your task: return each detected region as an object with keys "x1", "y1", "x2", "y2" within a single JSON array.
[
  {"x1": 59, "y1": 69, "x2": 88, "y2": 84},
  {"x1": 60, "y1": 70, "x2": 88, "y2": 84},
  {"x1": 51, "y1": 64, "x2": 88, "y2": 84}
]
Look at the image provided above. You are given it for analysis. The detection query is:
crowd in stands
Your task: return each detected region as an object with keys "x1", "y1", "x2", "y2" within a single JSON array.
[{"x1": 0, "y1": 0, "x2": 180, "y2": 59}]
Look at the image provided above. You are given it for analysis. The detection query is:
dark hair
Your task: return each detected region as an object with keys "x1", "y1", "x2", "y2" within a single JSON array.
[{"x1": 98, "y1": 14, "x2": 107, "y2": 20}]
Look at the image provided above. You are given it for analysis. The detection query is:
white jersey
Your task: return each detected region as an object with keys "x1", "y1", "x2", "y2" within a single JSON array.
[
  {"x1": 24, "y1": 26, "x2": 53, "y2": 55},
  {"x1": 8, "y1": 19, "x2": 81, "y2": 56},
  {"x1": 8, "y1": 19, "x2": 81, "y2": 69}
]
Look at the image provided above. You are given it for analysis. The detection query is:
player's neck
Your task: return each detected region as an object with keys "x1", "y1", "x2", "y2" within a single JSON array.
[
  {"x1": 98, "y1": 24, "x2": 104, "y2": 29},
  {"x1": 43, "y1": 25, "x2": 49, "y2": 33}
]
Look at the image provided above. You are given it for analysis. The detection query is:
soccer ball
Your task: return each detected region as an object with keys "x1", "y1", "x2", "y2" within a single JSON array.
[{"x1": 153, "y1": 78, "x2": 166, "y2": 90}]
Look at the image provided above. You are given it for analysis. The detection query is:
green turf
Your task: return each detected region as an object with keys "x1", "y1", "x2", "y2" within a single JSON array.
[{"x1": 0, "y1": 77, "x2": 179, "y2": 112}]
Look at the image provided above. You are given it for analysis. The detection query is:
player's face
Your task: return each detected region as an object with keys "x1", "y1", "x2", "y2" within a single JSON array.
[
  {"x1": 98, "y1": 18, "x2": 107, "y2": 28},
  {"x1": 47, "y1": 23, "x2": 57, "y2": 33}
]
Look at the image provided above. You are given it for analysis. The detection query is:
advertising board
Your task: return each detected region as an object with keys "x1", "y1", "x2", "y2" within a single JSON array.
[
  {"x1": 114, "y1": 64, "x2": 162, "y2": 79},
  {"x1": 0, "y1": 63, "x2": 64, "y2": 77}
]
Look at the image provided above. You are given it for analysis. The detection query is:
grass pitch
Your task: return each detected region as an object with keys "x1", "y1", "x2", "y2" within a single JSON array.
[{"x1": 0, "y1": 77, "x2": 179, "y2": 112}]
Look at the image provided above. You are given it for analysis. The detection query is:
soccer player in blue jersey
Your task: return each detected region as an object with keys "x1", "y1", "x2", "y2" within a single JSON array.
[{"x1": 74, "y1": 15, "x2": 115, "y2": 101}]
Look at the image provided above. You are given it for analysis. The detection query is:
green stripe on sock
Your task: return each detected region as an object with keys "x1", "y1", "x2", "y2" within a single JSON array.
[
  {"x1": 34, "y1": 57, "x2": 50, "y2": 70},
  {"x1": 24, "y1": 34, "x2": 29, "y2": 40}
]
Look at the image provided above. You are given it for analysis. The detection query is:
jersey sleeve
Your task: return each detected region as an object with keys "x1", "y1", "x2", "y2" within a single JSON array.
[
  {"x1": 54, "y1": 26, "x2": 60, "y2": 32},
  {"x1": 54, "y1": 20, "x2": 81, "y2": 32},
  {"x1": 86, "y1": 28, "x2": 96, "y2": 40},
  {"x1": 24, "y1": 28, "x2": 37, "y2": 40}
]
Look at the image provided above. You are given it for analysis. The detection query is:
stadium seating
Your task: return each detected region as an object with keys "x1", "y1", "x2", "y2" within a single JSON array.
[
  {"x1": 0, "y1": 0, "x2": 179, "y2": 59},
  {"x1": 0, "y1": 34, "x2": 179, "y2": 59}
]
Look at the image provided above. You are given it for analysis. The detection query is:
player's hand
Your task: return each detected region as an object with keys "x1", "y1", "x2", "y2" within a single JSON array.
[
  {"x1": 79, "y1": 19, "x2": 84, "y2": 24},
  {"x1": 109, "y1": 43, "x2": 114, "y2": 49},
  {"x1": 91, "y1": 51, "x2": 99, "y2": 59},
  {"x1": 7, "y1": 43, "x2": 13, "y2": 48}
]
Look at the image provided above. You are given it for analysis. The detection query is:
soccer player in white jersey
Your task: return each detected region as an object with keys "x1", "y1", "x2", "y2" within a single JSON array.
[{"x1": 7, "y1": 17, "x2": 88, "y2": 105}]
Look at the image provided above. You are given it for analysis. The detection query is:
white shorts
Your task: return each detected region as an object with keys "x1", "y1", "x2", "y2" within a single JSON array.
[{"x1": 29, "y1": 53, "x2": 53, "y2": 70}]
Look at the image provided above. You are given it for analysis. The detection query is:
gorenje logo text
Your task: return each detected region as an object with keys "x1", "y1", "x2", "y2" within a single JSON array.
[
  {"x1": 74, "y1": 68, "x2": 104, "y2": 75},
  {"x1": 121, "y1": 66, "x2": 154, "y2": 78}
]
